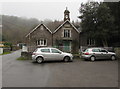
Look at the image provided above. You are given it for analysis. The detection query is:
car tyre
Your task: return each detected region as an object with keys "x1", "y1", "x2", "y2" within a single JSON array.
[
  {"x1": 90, "y1": 56, "x2": 95, "y2": 62},
  {"x1": 64, "y1": 56, "x2": 70, "y2": 62},
  {"x1": 36, "y1": 57, "x2": 43, "y2": 64},
  {"x1": 111, "y1": 55, "x2": 116, "y2": 61}
]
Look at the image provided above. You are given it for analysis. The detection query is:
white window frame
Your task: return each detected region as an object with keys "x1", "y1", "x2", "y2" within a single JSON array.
[
  {"x1": 63, "y1": 29, "x2": 71, "y2": 38},
  {"x1": 87, "y1": 38, "x2": 95, "y2": 46},
  {"x1": 37, "y1": 39, "x2": 47, "y2": 46}
]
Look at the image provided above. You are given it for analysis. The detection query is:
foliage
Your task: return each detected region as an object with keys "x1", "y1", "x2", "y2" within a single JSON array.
[
  {"x1": 3, "y1": 42, "x2": 12, "y2": 47},
  {"x1": 1, "y1": 51, "x2": 11, "y2": 55},
  {"x1": 79, "y1": 2, "x2": 115, "y2": 47},
  {"x1": 2, "y1": 15, "x2": 40, "y2": 44},
  {"x1": 105, "y1": 2, "x2": 120, "y2": 46},
  {"x1": 2, "y1": 15, "x2": 80, "y2": 45}
]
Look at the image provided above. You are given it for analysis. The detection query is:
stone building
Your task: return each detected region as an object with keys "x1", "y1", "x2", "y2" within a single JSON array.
[{"x1": 26, "y1": 8, "x2": 80, "y2": 53}]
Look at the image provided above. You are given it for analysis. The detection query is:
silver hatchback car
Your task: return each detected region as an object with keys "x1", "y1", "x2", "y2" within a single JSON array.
[
  {"x1": 32, "y1": 47, "x2": 73, "y2": 63},
  {"x1": 81, "y1": 48, "x2": 116, "y2": 61}
]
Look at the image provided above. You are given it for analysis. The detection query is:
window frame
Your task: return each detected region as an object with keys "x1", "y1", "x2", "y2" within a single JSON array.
[
  {"x1": 40, "y1": 48, "x2": 50, "y2": 53},
  {"x1": 51, "y1": 48, "x2": 61, "y2": 53},
  {"x1": 100, "y1": 49, "x2": 108, "y2": 53},
  {"x1": 92, "y1": 49, "x2": 100, "y2": 52},
  {"x1": 37, "y1": 39, "x2": 47, "y2": 46},
  {"x1": 87, "y1": 38, "x2": 95, "y2": 46},
  {"x1": 63, "y1": 29, "x2": 71, "y2": 38}
]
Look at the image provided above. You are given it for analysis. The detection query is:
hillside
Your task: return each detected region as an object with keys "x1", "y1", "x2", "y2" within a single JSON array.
[{"x1": 2, "y1": 15, "x2": 40, "y2": 44}]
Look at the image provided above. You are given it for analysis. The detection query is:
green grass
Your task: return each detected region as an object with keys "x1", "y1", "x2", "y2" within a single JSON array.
[
  {"x1": 17, "y1": 56, "x2": 31, "y2": 60},
  {"x1": 0, "y1": 51, "x2": 11, "y2": 55}
]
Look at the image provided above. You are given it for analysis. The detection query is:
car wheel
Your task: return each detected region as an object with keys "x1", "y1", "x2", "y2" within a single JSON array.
[
  {"x1": 111, "y1": 55, "x2": 116, "y2": 61},
  {"x1": 64, "y1": 56, "x2": 70, "y2": 62},
  {"x1": 36, "y1": 57, "x2": 43, "y2": 64},
  {"x1": 90, "y1": 56, "x2": 95, "y2": 62}
]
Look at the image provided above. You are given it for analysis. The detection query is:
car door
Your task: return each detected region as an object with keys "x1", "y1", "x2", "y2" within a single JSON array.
[
  {"x1": 50, "y1": 48, "x2": 63, "y2": 60},
  {"x1": 40, "y1": 48, "x2": 52, "y2": 60},
  {"x1": 91, "y1": 49, "x2": 101, "y2": 59},
  {"x1": 100, "y1": 49, "x2": 108, "y2": 59}
]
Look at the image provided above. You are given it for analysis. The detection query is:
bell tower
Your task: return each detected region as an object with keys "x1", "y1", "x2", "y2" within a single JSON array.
[{"x1": 64, "y1": 7, "x2": 70, "y2": 21}]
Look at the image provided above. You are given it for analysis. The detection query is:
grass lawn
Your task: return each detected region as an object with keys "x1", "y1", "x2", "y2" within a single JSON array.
[{"x1": 0, "y1": 51, "x2": 11, "y2": 55}]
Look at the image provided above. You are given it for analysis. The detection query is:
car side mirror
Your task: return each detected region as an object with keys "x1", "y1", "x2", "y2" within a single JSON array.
[
  {"x1": 59, "y1": 52, "x2": 62, "y2": 54},
  {"x1": 106, "y1": 51, "x2": 108, "y2": 53}
]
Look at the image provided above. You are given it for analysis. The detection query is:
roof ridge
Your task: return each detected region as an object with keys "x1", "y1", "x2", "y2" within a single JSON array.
[{"x1": 26, "y1": 23, "x2": 52, "y2": 37}]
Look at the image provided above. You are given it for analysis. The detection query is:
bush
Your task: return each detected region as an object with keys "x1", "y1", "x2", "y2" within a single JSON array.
[
  {"x1": 114, "y1": 47, "x2": 120, "y2": 59},
  {"x1": 3, "y1": 42, "x2": 12, "y2": 47}
]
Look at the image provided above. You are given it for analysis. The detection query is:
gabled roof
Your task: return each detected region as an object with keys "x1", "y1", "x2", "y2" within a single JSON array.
[
  {"x1": 53, "y1": 20, "x2": 80, "y2": 34},
  {"x1": 26, "y1": 23, "x2": 52, "y2": 37}
]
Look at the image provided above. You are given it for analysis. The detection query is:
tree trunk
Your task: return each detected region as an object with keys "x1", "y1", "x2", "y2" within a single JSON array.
[{"x1": 102, "y1": 38, "x2": 108, "y2": 47}]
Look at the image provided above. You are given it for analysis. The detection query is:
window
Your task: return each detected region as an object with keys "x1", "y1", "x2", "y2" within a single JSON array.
[
  {"x1": 87, "y1": 38, "x2": 95, "y2": 46},
  {"x1": 92, "y1": 49, "x2": 100, "y2": 52},
  {"x1": 100, "y1": 49, "x2": 108, "y2": 52},
  {"x1": 64, "y1": 29, "x2": 71, "y2": 38},
  {"x1": 51, "y1": 49, "x2": 61, "y2": 53},
  {"x1": 41, "y1": 49, "x2": 50, "y2": 53},
  {"x1": 84, "y1": 49, "x2": 88, "y2": 52},
  {"x1": 37, "y1": 39, "x2": 47, "y2": 46}
]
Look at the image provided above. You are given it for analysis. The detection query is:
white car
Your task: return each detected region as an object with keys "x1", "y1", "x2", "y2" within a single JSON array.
[{"x1": 32, "y1": 47, "x2": 73, "y2": 63}]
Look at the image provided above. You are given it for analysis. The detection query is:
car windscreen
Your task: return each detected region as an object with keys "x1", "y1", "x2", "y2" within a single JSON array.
[
  {"x1": 34, "y1": 49, "x2": 38, "y2": 52},
  {"x1": 84, "y1": 49, "x2": 89, "y2": 52}
]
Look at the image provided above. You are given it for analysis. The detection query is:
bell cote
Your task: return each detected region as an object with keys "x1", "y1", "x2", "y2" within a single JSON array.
[{"x1": 64, "y1": 7, "x2": 70, "y2": 21}]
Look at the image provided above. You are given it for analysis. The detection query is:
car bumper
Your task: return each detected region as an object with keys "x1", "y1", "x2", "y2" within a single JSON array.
[
  {"x1": 81, "y1": 55, "x2": 91, "y2": 59},
  {"x1": 32, "y1": 55, "x2": 36, "y2": 61},
  {"x1": 70, "y1": 56, "x2": 73, "y2": 61}
]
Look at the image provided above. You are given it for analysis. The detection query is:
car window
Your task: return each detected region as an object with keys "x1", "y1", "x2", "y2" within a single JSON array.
[
  {"x1": 34, "y1": 49, "x2": 38, "y2": 52},
  {"x1": 92, "y1": 49, "x2": 100, "y2": 52},
  {"x1": 100, "y1": 49, "x2": 108, "y2": 52},
  {"x1": 41, "y1": 49, "x2": 50, "y2": 53},
  {"x1": 51, "y1": 49, "x2": 61, "y2": 53},
  {"x1": 84, "y1": 49, "x2": 89, "y2": 52}
]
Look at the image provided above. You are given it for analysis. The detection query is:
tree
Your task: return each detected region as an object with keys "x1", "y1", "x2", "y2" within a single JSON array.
[
  {"x1": 105, "y1": 2, "x2": 120, "y2": 46},
  {"x1": 2, "y1": 15, "x2": 40, "y2": 44},
  {"x1": 79, "y1": 2, "x2": 114, "y2": 47}
]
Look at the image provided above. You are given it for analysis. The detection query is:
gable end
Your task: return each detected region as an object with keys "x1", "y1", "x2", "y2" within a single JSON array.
[{"x1": 53, "y1": 20, "x2": 80, "y2": 34}]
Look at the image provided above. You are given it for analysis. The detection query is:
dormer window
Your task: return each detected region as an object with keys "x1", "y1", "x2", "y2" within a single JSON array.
[{"x1": 64, "y1": 29, "x2": 71, "y2": 38}]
